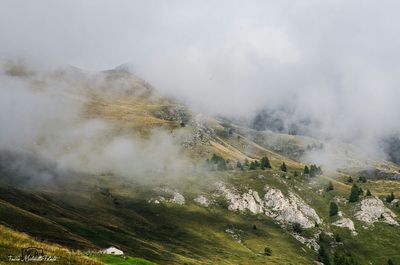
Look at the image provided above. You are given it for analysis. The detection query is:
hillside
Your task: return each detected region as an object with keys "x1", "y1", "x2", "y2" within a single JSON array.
[{"x1": 0, "y1": 66, "x2": 400, "y2": 264}]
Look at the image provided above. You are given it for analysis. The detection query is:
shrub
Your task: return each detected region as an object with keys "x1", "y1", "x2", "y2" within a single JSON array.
[
  {"x1": 264, "y1": 247, "x2": 272, "y2": 256},
  {"x1": 326, "y1": 181, "x2": 334, "y2": 191},
  {"x1": 280, "y1": 162, "x2": 287, "y2": 172},
  {"x1": 292, "y1": 222, "x2": 302, "y2": 233}
]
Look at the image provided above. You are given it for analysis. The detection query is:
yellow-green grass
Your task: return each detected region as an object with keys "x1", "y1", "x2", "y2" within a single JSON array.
[{"x1": 0, "y1": 224, "x2": 103, "y2": 265}]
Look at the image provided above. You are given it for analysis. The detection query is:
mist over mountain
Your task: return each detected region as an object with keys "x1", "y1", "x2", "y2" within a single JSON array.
[{"x1": 1, "y1": 2, "x2": 400, "y2": 265}]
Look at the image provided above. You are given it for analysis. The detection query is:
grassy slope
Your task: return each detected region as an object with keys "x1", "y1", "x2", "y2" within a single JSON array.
[
  {"x1": 0, "y1": 224, "x2": 102, "y2": 265},
  {"x1": 0, "y1": 175, "x2": 316, "y2": 265},
  {"x1": 1, "y1": 70, "x2": 399, "y2": 264}
]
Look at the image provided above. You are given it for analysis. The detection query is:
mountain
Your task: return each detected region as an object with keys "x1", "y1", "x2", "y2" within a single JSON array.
[{"x1": 0, "y1": 64, "x2": 399, "y2": 265}]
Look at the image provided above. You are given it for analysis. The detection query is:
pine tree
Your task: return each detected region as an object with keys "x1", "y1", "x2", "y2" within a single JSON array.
[
  {"x1": 260, "y1": 156, "x2": 271, "y2": 169},
  {"x1": 386, "y1": 192, "x2": 395, "y2": 203},
  {"x1": 335, "y1": 234, "x2": 341, "y2": 242},
  {"x1": 304, "y1": 165, "x2": 310, "y2": 174},
  {"x1": 329, "y1": 202, "x2": 339, "y2": 216},
  {"x1": 294, "y1": 171, "x2": 298, "y2": 177},
  {"x1": 358, "y1": 187, "x2": 364, "y2": 196},
  {"x1": 366, "y1": 189, "x2": 372, "y2": 196},
  {"x1": 349, "y1": 184, "x2": 360, "y2": 203},
  {"x1": 388, "y1": 259, "x2": 394, "y2": 265},
  {"x1": 326, "y1": 181, "x2": 334, "y2": 191},
  {"x1": 280, "y1": 162, "x2": 287, "y2": 172}
]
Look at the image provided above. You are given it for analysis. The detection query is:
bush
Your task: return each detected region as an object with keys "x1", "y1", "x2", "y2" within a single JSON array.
[
  {"x1": 366, "y1": 189, "x2": 372, "y2": 196},
  {"x1": 280, "y1": 162, "x2": 287, "y2": 172},
  {"x1": 326, "y1": 181, "x2": 334, "y2": 191},
  {"x1": 292, "y1": 222, "x2": 302, "y2": 233},
  {"x1": 347, "y1": 176, "x2": 353, "y2": 183},
  {"x1": 358, "y1": 176, "x2": 367, "y2": 183},
  {"x1": 264, "y1": 247, "x2": 272, "y2": 256}
]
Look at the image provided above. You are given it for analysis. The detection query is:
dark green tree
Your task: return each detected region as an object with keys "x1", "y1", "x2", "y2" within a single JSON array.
[
  {"x1": 347, "y1": 176, "x2": 353, "y2": 183},
  {"x1": 388, "y1": 259, "x2": 394, "y2": 265},
  {"x1": 294, "y1": 171, "x2": 298, "y2": 177},
  {"x1": 358, "y1": 187, "x2": 364, "y2": 196},
  {"x1": 358, "y1": 176, "x2": 367, "y2": 183},
  {"x1": 349, "y1": 184, "x2": 360, "y2": 203},
  {"x1": 304, "y1": 165, "x2": 310, "y2": 174},
  {"x1": 280, "y1": 162, "x2": 287, "y2": 172},
  {"x1": 386, "y1": 192, "x2": 395, "y2": 203},
  {"x1": 260, "y1": 156, "x2": 271, "y2": 169},
  {"x1": 366, "y1": 189, "x2": 372, "y2": 196},
  {"x1": 329, "y1": 202, "x2": 339, "y2": 216},
  {"x1": 326, "y1": 181, "x2": 334, "y2": 191},
  {"x1": 249, "y1": 161, "x2": 256, "y2": 170},
  {"x1": 335, "y1": 234, "x2": 341, "y2": 242}
]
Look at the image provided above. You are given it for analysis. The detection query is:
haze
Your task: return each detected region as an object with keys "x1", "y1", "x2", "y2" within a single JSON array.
[{"x1": 1, "y1": 0, "x2": 400, "y2": 158}]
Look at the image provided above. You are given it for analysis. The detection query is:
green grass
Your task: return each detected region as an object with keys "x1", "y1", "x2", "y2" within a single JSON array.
[{"x1": 96, "y1": 255, "x2": 157, "y2": 265}]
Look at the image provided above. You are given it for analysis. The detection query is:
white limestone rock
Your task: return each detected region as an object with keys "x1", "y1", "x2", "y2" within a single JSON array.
[
  {"x1": 332, "y1": 218, "x2": 357, "y2": 236},
  {"x1": 263, "y1": 185, "x2": 322, "y2": 228},
  {"x1": 354, "y1": 197, "x2": 398, "y2": 226},
  {"x1": 217, "y1": 183, "x2": 321, "y2": 228},
  {"x1": 194, "y1": 195, "x2": 210, "y2": 207},
  {"x1": 170, "y1": 192, "x2": 185, "y2": 205}
]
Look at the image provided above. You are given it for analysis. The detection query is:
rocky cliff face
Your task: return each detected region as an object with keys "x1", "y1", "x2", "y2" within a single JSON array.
[
  {"x1": 217, "y1": 183, "x2": 321, "y2": 228},
  {"x1": 354, "y1": 197, "x2": 398, "y2": 226}
]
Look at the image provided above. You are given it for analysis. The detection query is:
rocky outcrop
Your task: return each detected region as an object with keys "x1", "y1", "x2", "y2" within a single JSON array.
[
  {"x1": 263, "y1": 185, "x2": 322, "y2": 228},
  {"x1": 332, "y1": 217, "x2": 357, "y2": 235},
  {"x1": 194, "y1": 195, "x2": 210, "y2": 207},
  {"x1": 171, "y1": 191, "x2": 185, "y2": 205},
  {"x1": 217, "y1": 183, "x2": 321, "y2": 228},
  {"x1": 292, "y1": 233, "x2": 320, "y2": 251},
  {"x1": 354, "y1": 197, "x2": 398, "y2": 226},
  {"x1": 149, "y1": 188, "x2": 185, "y2": 205}
]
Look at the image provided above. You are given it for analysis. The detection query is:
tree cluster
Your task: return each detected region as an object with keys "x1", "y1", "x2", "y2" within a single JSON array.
[
  {"x1": 206, "y1": 154, "x2": 228, "y2": 171},
  {"x1": 236, "y1": 156, "x2": 272, "y2": 171},
  {"x1": 303, "y1": 164, "x2": 323, "y2": 177}
]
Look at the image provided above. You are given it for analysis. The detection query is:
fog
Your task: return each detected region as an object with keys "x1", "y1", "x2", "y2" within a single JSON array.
[
  {"x1": 1, "y1": 1, "x2": 400, "y2": 165},
  {"x1": 0, "y1": 64, "x2": 192, "y2": 184}
]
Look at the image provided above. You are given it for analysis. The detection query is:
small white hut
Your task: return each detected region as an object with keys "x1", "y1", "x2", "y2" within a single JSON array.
[{"x1": 101, "y1": 246, "x2": 124, "y2": 256}]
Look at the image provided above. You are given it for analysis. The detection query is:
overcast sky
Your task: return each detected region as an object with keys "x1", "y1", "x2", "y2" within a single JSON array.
[{"x1": 1, "y1": 1, "x2": 400, "y2": 149}]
